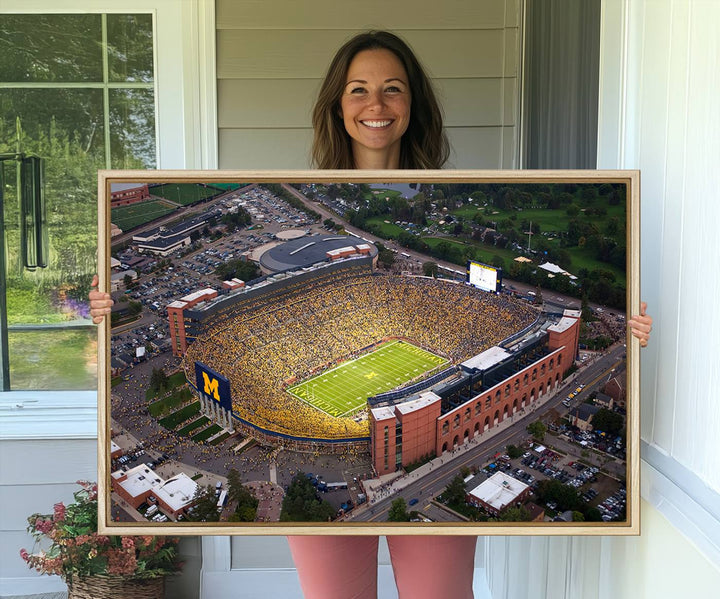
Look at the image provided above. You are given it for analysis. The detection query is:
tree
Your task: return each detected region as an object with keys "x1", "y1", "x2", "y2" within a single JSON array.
[
  {"x1": 149, "y1": 367, "x2": 168, "y2": 393},
  {"x1": 590, "y1": 408, "x2": 624, "y2": 436},
  {"x1": 443, "y1": 474, "x2": 467, "y2": 507},
  {"x1": 422, "y1": 261, "x2": 438, "y2": 277},
  {"x1": 527, "y1": 420, "x2": 547, "y2": 441},
  {"x1": 491, "y1": 255, "x2": 505, "y2": 270},
  {"x1": 226, "y1": 469, "x2": 259, "y2": 522},
  {"x1": 186, "y1": 486, "x2": 221, "y2": 522},
  {"x1": 499, "y1": 506, "x2": 532, "y2": 522},
  {"x1": 215, "y1": 258, "x2": 260, "y2": 283},
  {"x1": 535, "y1": 479, "x2": 581, "y2": 512},
  {"x1": 128, "y1": 300, "x2": 142, "y2": 316},
  {"x1": 388, "y1": 498, "x2": 410, "y2": 522},
  {"x1": 506, "y1": 444, "x2": 523, "y2": 460},
  {"x1": 221, "y1": 208, "x2": 252, "y2": 230},
  {"x1": 280, "y1": 473, "x2": 334, "y2": 522},
  {"x1": 378, "y1": 249, "x2": 396, "y2": 269},
  {"x1": 533, "y1": 285, "x2": 544, "y2": 305}
]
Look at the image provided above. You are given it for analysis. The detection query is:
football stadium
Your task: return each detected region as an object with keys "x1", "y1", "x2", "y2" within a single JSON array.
[{"x1": 178, "y1": 256, "x2": 560, "y2": 460}]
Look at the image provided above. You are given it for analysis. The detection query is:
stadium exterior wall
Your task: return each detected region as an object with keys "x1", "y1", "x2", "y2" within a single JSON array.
[
  {"x1": 371, "y1": 317, "x2": 580, "y2": 476},
  {"x1": 436, "y1": 345, "x2": 567, "y2": 457}
]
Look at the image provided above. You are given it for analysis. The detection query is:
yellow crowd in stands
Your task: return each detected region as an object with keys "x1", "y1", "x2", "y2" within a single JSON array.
[{"x1": 182, "y1": 274, "x2": 536, "y2": 440}]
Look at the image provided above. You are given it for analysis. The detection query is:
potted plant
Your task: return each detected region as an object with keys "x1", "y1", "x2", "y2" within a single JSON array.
[{"x1": 20, "y1": 480, "x2": 182, "y2": 599}]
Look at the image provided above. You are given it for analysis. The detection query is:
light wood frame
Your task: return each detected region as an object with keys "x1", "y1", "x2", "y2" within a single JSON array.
[{"x1": 98, "y1": 169, "x2": 640, "y2": 536}]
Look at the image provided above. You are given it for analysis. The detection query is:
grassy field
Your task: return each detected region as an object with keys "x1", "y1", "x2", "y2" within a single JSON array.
[
  {"x1": 151, "y1": 183, "x2": 223, "y2": 206},
  {"x1": 193, "y1": 423, "x2": 222, "y2": 442},
  {"x1": 146, "y1": 371, "x2": 189, "y2": 401},
  {"x1": 177, "y1": 416, "x2": 210, "y2": 436},
  {"x1": 159, "y1": 401, "x2": 200, "y2": 429},
  {"x1": 111, "y1": 199, "x2": 177, "y2": 231},
  {"x1": 365, "y1": 216, "x2": 406, "y2": 238},
  {"x1": 423, "y1": 236, "x2": 518, "y2": 266},
  {"x1": 286, "y1": 340, "x2": 448, "y2": 418},
  {"x1": 363, "y1": 188, "x2": 404, "y2": 201},
  {"x1": 148, "y1": 388, "x2": 192, "y2": 417}
]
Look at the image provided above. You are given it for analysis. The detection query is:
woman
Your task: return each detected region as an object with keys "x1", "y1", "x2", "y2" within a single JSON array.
[{"x1": 90, "y1": 30, "x2": 653, "y2": 599}]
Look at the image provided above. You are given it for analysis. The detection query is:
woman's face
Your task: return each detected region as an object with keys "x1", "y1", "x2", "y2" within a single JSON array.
[{"x1": 340, "y1": 48, "x2": 411, "y2": 168}]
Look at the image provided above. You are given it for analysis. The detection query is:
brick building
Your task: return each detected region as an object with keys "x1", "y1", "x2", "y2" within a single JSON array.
[{"x1": 370, "y1": 310, "x2": 580, "y2": 475}]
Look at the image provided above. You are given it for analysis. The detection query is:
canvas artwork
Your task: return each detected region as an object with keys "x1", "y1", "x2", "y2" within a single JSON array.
[{"x1": 97, "y1": 170, "x2": 640, "y2": 535}]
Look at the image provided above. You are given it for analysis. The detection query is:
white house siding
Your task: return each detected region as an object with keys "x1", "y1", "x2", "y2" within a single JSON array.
[{"x1": 216, "y1": 0, "x2": 522, "y2": 169}]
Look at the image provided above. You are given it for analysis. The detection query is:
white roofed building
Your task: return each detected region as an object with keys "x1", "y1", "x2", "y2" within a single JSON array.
[
  {"x1": 466, "y1": 471, "x2": 531, "y2": 516},
  {"x1": 112, "y1": 464, "x2": 199, "y2": 519}
]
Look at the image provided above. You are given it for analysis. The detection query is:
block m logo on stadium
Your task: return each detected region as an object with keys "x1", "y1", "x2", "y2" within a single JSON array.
[
  {"x1": 194, "y1": 361, "x2": 232, "y2": 411},
  {"x1": 202, "y1": 371, "x2": 220, "y2": 400}
]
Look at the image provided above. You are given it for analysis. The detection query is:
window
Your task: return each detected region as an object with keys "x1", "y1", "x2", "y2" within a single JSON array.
[{"x1": 0, "y1": 13, "x2": 156, "y2": 390}]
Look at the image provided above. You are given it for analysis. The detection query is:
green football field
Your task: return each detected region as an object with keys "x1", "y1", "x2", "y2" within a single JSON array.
[
  {"x1": 151, "y1": 183, "x2": 222, "y2": 206},
  {"x1": 111, "y1": 199, "x2": 178, "y2": 231},
  {"x1": 286, "y1": 340, "x2": 448, "y2": 418}
]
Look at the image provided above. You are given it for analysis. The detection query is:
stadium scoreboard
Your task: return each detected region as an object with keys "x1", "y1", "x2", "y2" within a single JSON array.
[{"x1": 466, "y1": 260, "x2": 502, "y2": 293}]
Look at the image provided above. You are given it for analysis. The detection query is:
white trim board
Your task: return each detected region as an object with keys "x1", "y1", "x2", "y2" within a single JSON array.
[{"x1": 641, "y1": 442, "x2": 720, "y2": 568}]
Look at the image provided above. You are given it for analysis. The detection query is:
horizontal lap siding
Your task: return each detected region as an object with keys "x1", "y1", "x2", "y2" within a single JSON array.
[
  {"x1": 216, "y1": 1, "x2": 521, "y2": 169},
  {"x1": 0, "y1": 439, "x2": 96, "y2": 581}
]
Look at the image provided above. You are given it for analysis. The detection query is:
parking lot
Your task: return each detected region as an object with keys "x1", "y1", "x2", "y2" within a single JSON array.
[{"x1": 473, "y1": 443, "x2": 626, "y2": 521}]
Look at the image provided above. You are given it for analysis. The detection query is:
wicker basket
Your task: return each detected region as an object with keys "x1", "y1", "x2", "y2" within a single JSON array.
[{"x1": 67, "y1": 575, "x2": 165, "y2": 599}]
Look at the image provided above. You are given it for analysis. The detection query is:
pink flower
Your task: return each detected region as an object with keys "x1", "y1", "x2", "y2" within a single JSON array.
[
  {"x1": 107, "y1": 548, "x2": 137, "y2": 576},
  {"x1": 53, "y1": 502, "x2": 66, "y2": 522},
  {"x1": 121, "y1": 537, "x2": 135, "y2": 549},
  {"x1": 34, "y1": 518, "x2": 54, "y2": 534},
  {"x1": 19, "y1": 548, "x2": 29, "y2": 562}
]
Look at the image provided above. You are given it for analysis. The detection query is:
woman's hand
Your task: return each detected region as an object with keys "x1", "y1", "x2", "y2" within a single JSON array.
[
  {"x1": 89, "y1": 274, "x2": 113, "y2": 324},
  {"x1": 628, "y1": 301, "x2": 652, "y2": 348}
]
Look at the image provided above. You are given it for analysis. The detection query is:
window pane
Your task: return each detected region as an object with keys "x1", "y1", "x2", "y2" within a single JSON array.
[
  {"x1": 1, "y1": 88, "x2": 102, "y2": 390},
  {"x1": 8, "y1": 329, "x2": 97, "y2": 390},
  {"x1": 1, "y1": 88, "x2": 104, "y2": 281},
  {"x1": 110, "y1": 88, "x2": 157, "y2": 168},
  {"x1": 0, "y1": 12, "x2": 157, "y2": 390},
  {"x1": 0, "y1": 88, "x2": 106, "y2": 162},
  {"x1": 0, "y1": 14, "x2": 102, "y2": 82},
  {"x1": 107, "y1": 14, "x2": 154, "y2": 83}
]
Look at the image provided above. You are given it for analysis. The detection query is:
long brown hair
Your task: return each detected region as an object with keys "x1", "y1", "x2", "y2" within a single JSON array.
[{"x1": 311, "y1": 31, "x2": 449, "y2": 169}]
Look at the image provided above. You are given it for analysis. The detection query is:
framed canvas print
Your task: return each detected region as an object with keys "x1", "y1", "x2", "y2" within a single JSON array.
[{"x1": 97, "y1": 169, "x2": 640, "y2": 535}]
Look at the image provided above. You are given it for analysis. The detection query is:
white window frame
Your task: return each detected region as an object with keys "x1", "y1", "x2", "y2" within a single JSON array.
[{"x1": 0, "y1": 0, "x2": 217, "y2": 434}]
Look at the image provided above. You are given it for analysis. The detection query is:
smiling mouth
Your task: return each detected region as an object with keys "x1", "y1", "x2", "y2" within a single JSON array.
[{"x1": 361, "y1": 120, "x2": 393, "y2": 128}]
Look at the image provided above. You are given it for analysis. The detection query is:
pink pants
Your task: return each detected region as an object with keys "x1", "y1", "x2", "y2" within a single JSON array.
[{"x1": 287, "y1": 535, "x2": 476, "y2": 599}]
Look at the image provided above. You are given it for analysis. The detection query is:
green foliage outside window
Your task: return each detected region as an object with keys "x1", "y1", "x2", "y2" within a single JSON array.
[{"x1": 0, "y1": 13, "x2": 155, "y2": 390}]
